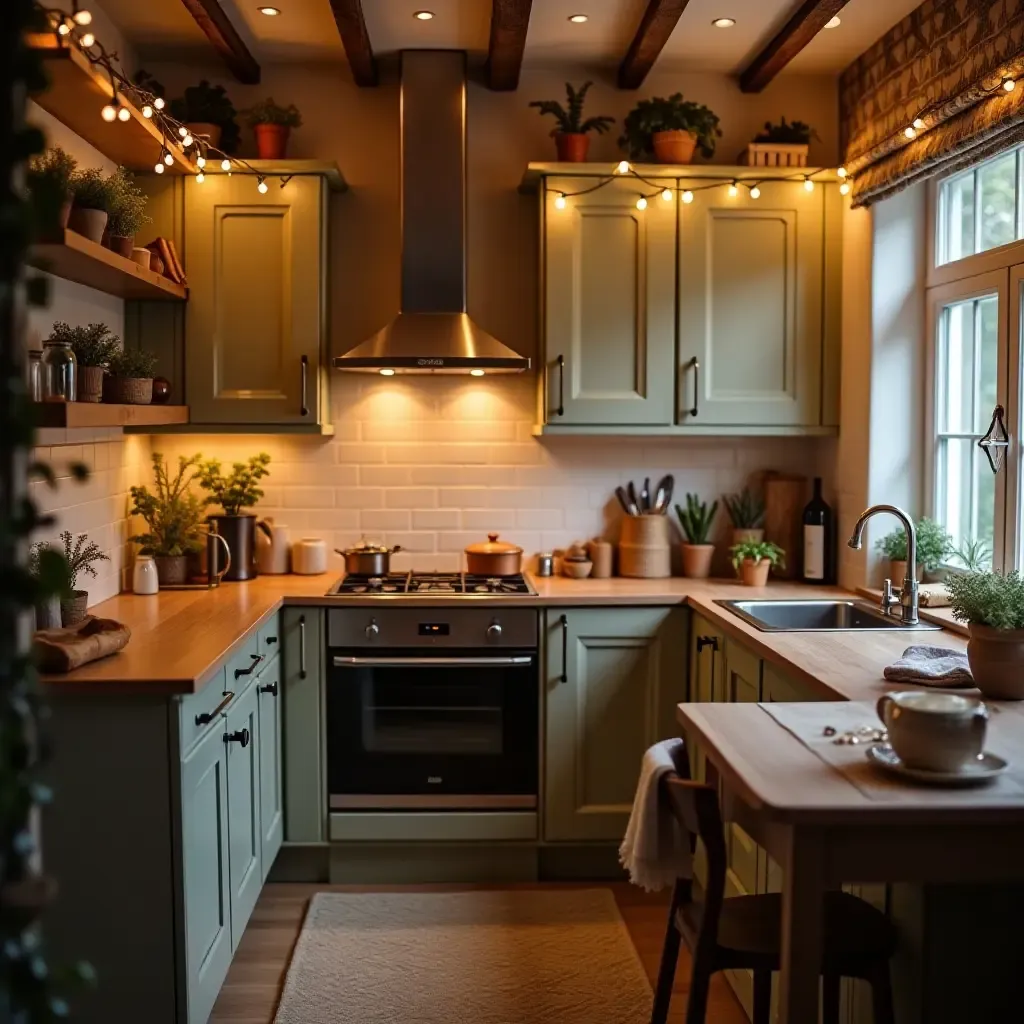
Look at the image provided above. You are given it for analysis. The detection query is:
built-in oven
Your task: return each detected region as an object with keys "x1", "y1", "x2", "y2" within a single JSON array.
[{"x1": 326, "y1": 607, "x2": 539, "y2": 813}]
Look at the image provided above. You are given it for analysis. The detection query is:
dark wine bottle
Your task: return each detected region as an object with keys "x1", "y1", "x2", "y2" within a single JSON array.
[{"x1": 802, "y1": 477, "x2": 834, "y2": 584}]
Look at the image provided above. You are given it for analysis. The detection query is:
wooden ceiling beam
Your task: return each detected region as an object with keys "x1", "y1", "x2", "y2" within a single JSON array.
[
  {"x1": 328, "y1": 0, "x2": 378, "y2": 87},
  {"x1": 618, "y1": 0, "x2": 693, "y2": 90},
  {"x1": 178, "y1": 0, "x2": 260, "y2": 84},
  {"x1": 486, "y1": 0, "x2": 534, "y2": 91},
  {"x1": 740, "y1": 0, "x2": 851, "y2": 93}
]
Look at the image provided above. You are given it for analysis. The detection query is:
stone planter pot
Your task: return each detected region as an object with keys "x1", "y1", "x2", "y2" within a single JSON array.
[
  {"x1": 108, "y1": 234, "x2": 134, "y2": 259},
  {"x1": 681, "y1": 543, "x2": 714, "y2": 579},
  {"x1": 555, "y1": 132, "x2": 590, "y2": 162},
  {"x1": 187, "y1": 122, "x2": 222, "y2": 149},
  {"x1": 68, "y1": 207, "x2": 107, "y2": 243},
  {"x1": 652, "y1": 129, "x2": 697, "y2": 164},
  {"x1": 35, "y1": 595, "x2": 62, "y2": 631},
  {"x1": 732, "y1": 528, "x2": 765, "y2": 547},
  {"x1": 60, "y1": 590, "x2": 89, "y2": 627},
  {"x1": 131, "y1": 247, "x2": 152, "y2": 270},
  {"x1": 254, "y1": 123, "x2": 290, "y2": 159},
  {"x1": 966, "y1": 623, "x2": 1024, "y2": 700},
  {"x1": 740, "y1": 558, "x2": 771, "y2": 588},
  {"x1": 78, "y1": 365, "x2": 104, "y2": 403},
  {"x1": 104, "y1": 376, "x2": 153, "y2": 405},
  {"x1": 209, "y1": 514, "x2": 258, "y2": 581},
  {"x1": 890, "y1": 560, "x2": 924, "y2": 584},
  {"x1": 153, "y1": 554, "x2": 189, "y2": 586}
]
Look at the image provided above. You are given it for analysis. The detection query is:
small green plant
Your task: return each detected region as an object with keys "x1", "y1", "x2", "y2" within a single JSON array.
[
  {"x1": 730, "y1": 539, "x2": 786, "y2": 571},
  {"x1": 242, "y1": 97, "x2": 303, "y2": 128},
  {"x1": 529, "y1": 81, "x2": 615, "y2": 136},
  {"x1": 619, "y1": 93, "x2": 722, "y2": 160},
  {"x1": 169, "y1": 79, "x2": 240, "y2": 152},
  {"x1": 26, "y1": 146, "x2": 77, "y2": 198},
  {"x1": 130, "y1": 453, "x2": 207, "y2": 557},
  {"x1": 106, "y1": 167, "x2": 150, "y2": 238},
  {"x1": 675, "y1": 493, "x2": 718, "y2": 545},
  {"x1": 946, "y1": 570, "x2": 1024, "y2": 630},
  {"x1": 754, "y1": 116, "x2": 820, "y2": 145},
  {"x1": 951, "y1": 537, "x2": 993, "y2": 572},
  {"x1": 60, "y1": 530, "x2": 109, "y2": 592},
  {"x1": 199, "y1": 453, "x2": 272, "y2": 516},
  {"x1": 48, "y1": 321, "x2": 119, "y2": 368},
  {"x1": 69, "y1": 167, "x2": 113, "y2": 212},
  {"x1": 108, "y1": 347, "x2": 158, "y2": 379},
  {"x1": 875, "y1": 517, "x2": 952, "y2": 570},
  {"x1": 723, "y1": 488, "x2": 765, "y2": 529}
]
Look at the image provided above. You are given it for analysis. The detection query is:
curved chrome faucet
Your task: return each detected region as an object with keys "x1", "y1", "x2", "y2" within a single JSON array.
[{"x1": 848, "y1": 504, "x2": 919, "y2": 625}]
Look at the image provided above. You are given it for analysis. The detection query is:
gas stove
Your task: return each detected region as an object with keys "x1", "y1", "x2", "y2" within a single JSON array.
[{"x1": 327, "y1": 571, "x2": 536, "y2": 597}]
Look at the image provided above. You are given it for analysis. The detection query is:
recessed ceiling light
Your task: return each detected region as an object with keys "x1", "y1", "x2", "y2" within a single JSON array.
[
  {"x1": 414, "y1": 10, "x2": 434, "y2": 19},
  {"x1": 712, "y1": 17, "x2": 736, "y2": 28},
  {"x1": 568, "y1": 14, "x2": 588, "y2": 23},
  {"x1": 257, "y1": 6, "x2": 280, "y2": 14},
  {"x1": 825, "y1": 15, "x2": 841, "y2": 28}
]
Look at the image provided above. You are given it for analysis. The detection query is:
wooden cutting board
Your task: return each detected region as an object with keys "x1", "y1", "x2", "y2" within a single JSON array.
[{"x1": 764, "y1": 473, "x2": 806, "y2": 579}]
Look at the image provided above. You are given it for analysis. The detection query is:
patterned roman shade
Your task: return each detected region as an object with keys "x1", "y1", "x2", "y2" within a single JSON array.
[{"x1": 840, "y1": 0, "x2": 1024, "y2": 206}]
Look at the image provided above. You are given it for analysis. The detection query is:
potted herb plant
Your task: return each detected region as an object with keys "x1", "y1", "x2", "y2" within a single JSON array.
[
  {"x1": 106, "y1": 167, "x2": 150, "y2": 259},
  {"x1": 104, "y1": 347, "x2": 158, "y2": 405},
  {"x1": 875, "y1": 517, "x2": 951, "y2": 583},
  {"x1": 242, "y1": 97, "x2": 303, "y2": 160},
  {"x1": 48, "y1": 321, "x2": 118, "y2": 403},
  {"x1": 58, "y1": 530, "x2": 109, "y2": 626},
  {"x1": 723, "y1": 487, "x2": 765, "y2": 546},
  {"x1": 946, "y1": 570, "x2": 1024, "y2": 700},
  {"x1": 198, "y1": 453, "x2": 272, "y2": 581},
  {"x1": 169, "y1": 79, "x2": 240, "y2": 153},
  {"x1": 68, "y1": 167, "x2": 113, "y2": 243},
  {"x1": 619, "y1": 93, "x2": 722, "y2": 164},
  {"x1": 675, "y1": 493, "x2": 718, "y2": 579},
  {"x1": 129, "y1": 453, "x2": 207, "y2": 586},
  {"x1": 731, "y1": 539, "x2": 785, "y2": 588},
  {"x1": 529, "y1": 81, "x2": 615, "y2": 163},
  {"x1": 26, "y1": 146, "x2": 77, "y2": 229}
]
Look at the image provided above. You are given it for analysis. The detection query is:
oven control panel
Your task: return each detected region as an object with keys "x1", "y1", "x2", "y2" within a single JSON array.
[{"x1": 328, "y1": 608, "x2": 538, "y2": 648}]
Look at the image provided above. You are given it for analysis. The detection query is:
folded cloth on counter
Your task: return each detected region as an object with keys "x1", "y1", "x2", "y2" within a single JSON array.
[
  {"x1": 619, "y1": 738, "x2": 692, "y2": 892},
  {"x1": 918, "y1": 583, "x2": 951, "y2": 608},
  {"x1": 882, "y1": 645, "x2": 973, "y2": 687},
  {"x1": 33, "y1": 616, "x2": 131, "y2": 673}
]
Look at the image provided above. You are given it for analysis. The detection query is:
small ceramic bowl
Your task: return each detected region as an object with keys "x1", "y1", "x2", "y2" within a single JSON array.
[{"x1": 562, "y1": 559, "x2": 593, "y2": 579}]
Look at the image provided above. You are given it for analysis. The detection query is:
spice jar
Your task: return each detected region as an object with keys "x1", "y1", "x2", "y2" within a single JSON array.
[
  {"x1": 42, "y1": 339, "x2": 77, "y2": 402},
  {"x1": 26, "y1": 349, "x2": 43, "y2": 402}
]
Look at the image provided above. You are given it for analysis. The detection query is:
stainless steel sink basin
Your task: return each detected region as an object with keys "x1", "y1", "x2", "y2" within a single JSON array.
[{"x1": 716, "y1": 599, "x2": 942, "y2": 632}]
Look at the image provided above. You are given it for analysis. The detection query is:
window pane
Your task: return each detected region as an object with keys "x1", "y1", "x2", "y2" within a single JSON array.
[
  {"x1": 942, "y1": 171, "x2": 975, "y2": 262},
  {"x1": 936, "y1": 438, "x2": 975, "y2": 548},
  {"x1": 979, "y1": 152, "x2": 1017, "y2": 251},
  {"x1": 976, "y1": 295, "x2": 999, "y2": 432},
  {"x1": 939, "y1": 300, "x2": 976, "y2": 433}
]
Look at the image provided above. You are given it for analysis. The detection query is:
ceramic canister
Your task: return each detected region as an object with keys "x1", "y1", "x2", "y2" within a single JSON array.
[
  {"x1": 291, "y1": 537, "x2": 328, "y2": 575},
  {"x1": 132, "y1": 554, "x2": 159, "y2": 595}
]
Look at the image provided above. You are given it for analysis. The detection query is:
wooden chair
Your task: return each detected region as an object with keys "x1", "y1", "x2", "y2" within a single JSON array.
[{"x1": 651, "y1": 772, "x2": 898, "y2": 1024}]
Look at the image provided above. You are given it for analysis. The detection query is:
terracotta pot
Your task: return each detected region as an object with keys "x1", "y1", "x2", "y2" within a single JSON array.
[
  {"x1": 652, "y1": 129, "x2": 698, "y2": 164},
  {"x1": 681, "y1": 543, "x2": 714, "y2": 579},
  {"x1": 740, "y1": 558, "x2": 771, "y2": 588},
  {"x1": 60, "y1": 590, "x2": 89, "y2": 627},
  {"x1": 890, "y1": 560, "x2": 924, "y2": 584},
  {"x1": 131, "y1": 247, "x2": 152, "y2": 271},
  {"x1": 78, "y1": 365, "x2": 104, "y2": 403},
  {"x1": 555, "y1": 132, "x2": 590, "y2": 162},
  {"x1": 153, "y1": 554, "x2": 189, "y2": 586},
  {"x1": 104, "y1": 376, "x2": 153, "y2": 405},
  {"x1": 188, "y1": 122, "x2": 222, "y2": 149},
  {"x1": 254, "y1": 123, "x2": 290, "y2": 160},
  {"x1": 967, "y1": 623, "x2": 1024, "y2": 700},
  {"x1": 68, "y1": 207, "x2": 107, "y2": 243},
  {"x1": 464, "y1": 533, "x2": 523, "y2": 576},
  {"x1": 732, "y1": 528, "x2": 765, "y2": 547},
  {"x1": 108, "y1": 234, "x2": 134, "y2": 259}
]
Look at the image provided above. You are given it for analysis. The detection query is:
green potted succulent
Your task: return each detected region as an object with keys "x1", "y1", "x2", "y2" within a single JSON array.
[
  {"x1": 58, "y1": 530, "x2": 109, "y2": 626},
  {"x1": 675, "y1": 493, "x2": 718, "y2": 579},
  {"x1": 169, "y1": 79, "x2": 240, "y2": 153},
  {"x1": 731, "y1": 539, "x2": 785, "y2": 588},
  {"x1": 723, "y1": 487, "x2": 766, "y2": 546},
  {"x1": 619, "y1": 93, "x2": 722, "y2": 164},
  {"x1": 529, "y1": 81, "x2": 615, "y2": 162},
  {"x1": 946, "y1": 570, "x2": 1024, "y2": 700},
  {"x1": 242, "y1": 97, "x2": 303, "y2": 159},
  {"x1": 47, "y1": 321, "x2": 118, "y2": 403},
  {"x1": 129, "y1": 453, "x2": 207, "y2": 586},
  {"x1": 104, "y1": 346, "x2": 158, "y2": 405},
  {"x1": 26, "y1": 146, "x2": 77, "y2": 230},
  {"x1": 105, "y1": 167, "x2": 150, "y2": 258},
  {"x1": 876, "y1": 517, "x2": 952, "y2": 582},
  {"x1": 68, "y1": 167, "x2": 113, "y2": 243},
  {"x1": 198, "y1": 453, "x2": 272, "y2": 581}
]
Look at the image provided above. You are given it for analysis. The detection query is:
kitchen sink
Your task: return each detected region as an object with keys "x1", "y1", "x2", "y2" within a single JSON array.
[{"x1": 716, "y1": 599, "x2": 942, "y2": 632}]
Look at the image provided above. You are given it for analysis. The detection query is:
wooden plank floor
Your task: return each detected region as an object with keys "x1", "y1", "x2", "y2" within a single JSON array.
[{"x1": 211, "y1": 882, "x2": 748, "y2": 1023}]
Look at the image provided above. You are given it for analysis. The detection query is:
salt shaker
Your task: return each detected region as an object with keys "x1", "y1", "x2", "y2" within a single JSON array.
[{"x1": 132, "y1": 554, "x2": 159, "y2": 595}]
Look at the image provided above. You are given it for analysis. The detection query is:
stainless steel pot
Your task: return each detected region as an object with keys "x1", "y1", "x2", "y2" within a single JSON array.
[
  {"x1": 336, "y1": 542, "x2": 402, "y2": 576},
  {"x1": 464, "y1": 533, "x2": 523, "y2": 577}
]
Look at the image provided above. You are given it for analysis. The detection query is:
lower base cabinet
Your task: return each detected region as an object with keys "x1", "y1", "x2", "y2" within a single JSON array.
[{"x1": 258, "y1": 654, "x2": 284, "y2": 879}]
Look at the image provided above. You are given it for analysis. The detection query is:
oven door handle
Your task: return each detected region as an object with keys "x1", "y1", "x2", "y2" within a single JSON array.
[{"x1": 331, "y1": 655, "x2": 535, "y2": 668}]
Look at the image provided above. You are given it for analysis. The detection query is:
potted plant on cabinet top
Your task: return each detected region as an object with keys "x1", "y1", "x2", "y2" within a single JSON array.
[
  {"x1": 26, "y1": 146, "x2": 77, "y2": 230},
  {"x1": 676, "y1": 493, "x2": 718, "y2": 579},
  {"x1": 952, "y1": 537, "x2": 993, "y2": 572},
  {"x1": 242, "y1": 97, "x2": 303, "y2": 160},
  {"x1": 742, "y1": 116, "x2": 820, "y2": 168},
  {"x1": 723, "y1": 487, "x2": 766, "y2": 546},
  {"x1": 876, "y1": 517, "x2": 952, "y2": 583},
  {"x1": 946, "y1": 569, "x2": 1024, "y2": 699},
  {"x1": 529, "y1": 81, "x2": 615, "y2": 162},
  {"x1": 619, "y1": 93, "x2": 722, "y2": 164},
  {"x1": 106, "y1": 167, "x2": 150, "y2": 259},
  {"x1": 67, "y1": 167, "x2": 113, "y2": 243},
  {"x1": 104, "y1": 346, "x2": 158, "y2": 405},
  {"x1": 129, "y1": 453, "x2": 207, "y2": 586},
  {"x1": 169, "y1": 79, "x2": 240, "y2": 153},
  {"x1": 198, "y1": 453, "x2": 272, "y2": 582},
  {"x1": 731, "y1": 539, "x2": 785, "y2": 588},
  {"x1": 48, "y1": 321, "x2": 118, "y2": 403},
  {"x1": 58, "y1": 530, "x2": 109, "y2": 626}
]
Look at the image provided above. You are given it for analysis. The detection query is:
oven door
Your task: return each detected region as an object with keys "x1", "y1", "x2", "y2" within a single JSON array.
[{"x1": 326, "y1": 650, "x2": 539, "y2": 810}]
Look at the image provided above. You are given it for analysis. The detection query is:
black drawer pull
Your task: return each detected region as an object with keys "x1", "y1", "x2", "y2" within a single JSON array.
[
  {"x1": 559, "y1": 614, "x2": 569, "y2": 683},
  {"x1": 696, "y1": 635, "x2": 719, "y2": 653},
  {"x1": 195, "y1": 691, "x2": 234, "y2": 726},
  {"x1": 266, "y1": 636, "x2": 278, "y2": 645},
  {"x1": 225, "y1": 728, "x2": 250, "y2": 748},
  {"x1": 259, "y1": 681, "x2": 279, "y2": 696},
  {"x1": 234, "y1": 653, "x2": 263, "y2": 680}
]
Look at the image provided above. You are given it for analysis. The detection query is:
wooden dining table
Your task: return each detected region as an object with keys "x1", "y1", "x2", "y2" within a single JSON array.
[{"x1": 676, "y1": 699, "x2": 1024, "y2": 1023}]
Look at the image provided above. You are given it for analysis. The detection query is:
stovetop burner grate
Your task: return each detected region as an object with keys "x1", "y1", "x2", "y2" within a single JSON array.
[{"x1": 329, "y1": 571, "x2": 535, "y2": 596}]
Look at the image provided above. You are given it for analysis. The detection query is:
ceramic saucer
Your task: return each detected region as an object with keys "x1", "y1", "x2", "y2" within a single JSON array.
[{"x1": 866, "y1": 743, "x2": 1008, "y2": 786}]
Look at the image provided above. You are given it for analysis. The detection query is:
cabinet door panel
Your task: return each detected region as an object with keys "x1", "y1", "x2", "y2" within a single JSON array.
[
  {"x1": 257, "y1": 655, "x2": 283, "y2": 880},
  {"x1": 544, "y1": 177, "x2": 676, "y2": 425}
]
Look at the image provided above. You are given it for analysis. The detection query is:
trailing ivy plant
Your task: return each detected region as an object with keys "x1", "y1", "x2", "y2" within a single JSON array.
[{"x1": 528, "y1": 82, "x2": 615, "y2": 136}]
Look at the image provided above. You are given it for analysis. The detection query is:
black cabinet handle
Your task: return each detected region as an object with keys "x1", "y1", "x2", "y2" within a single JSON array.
[
  {"x1": 266, "y1": 636, "x2": 278, "y2": 645},
  {"x1": 696, "y1": 635, "x2": 718, "y2": 652},
  {"x1": 555, "y1": 354, "x2": 565, "y2": 417},
  {"x1": 559, "y1": 614, "x2": 569, "y2": 683},
  {"x1": 685, "y1": 357, "x2": 699, "y2": 418},
  {"x1": 300, "y1": 355, "x2": 309, "y2": 417},
  {"x1": 195, "y1": 691, "x2": 234, "y2": 726},
  {"x1": 259, "y1": 681, "x2": 279, "y2": 696},
  {"x1": 225, "y1": 728, "x2": 250, "y2": 748},
  {"x1": 299, "y1": 615, "x2": 307, "y2": 679},
  {"x1": 234, "y1": 653, "x2": 263, "y2": 680}
]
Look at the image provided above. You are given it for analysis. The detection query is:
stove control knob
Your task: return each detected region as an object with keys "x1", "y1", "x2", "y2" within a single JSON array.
[
  {"x1": 486, "y1": 621, "x2": 502, "y2": 641},
  {"x1": 365, "y1": 620, "x2": 379, "y2": 640}
]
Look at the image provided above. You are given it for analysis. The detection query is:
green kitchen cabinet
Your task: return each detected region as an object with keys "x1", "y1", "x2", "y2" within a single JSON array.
[
  {"x1": 544, "y1": 607, "x2": 687, "y2": 842},
  {"x1": 541, "y1": 176, "x2": 677, "y2": 426},
  {"x1": 257, "y1": 654, "x2": 284, "y2": 880}
]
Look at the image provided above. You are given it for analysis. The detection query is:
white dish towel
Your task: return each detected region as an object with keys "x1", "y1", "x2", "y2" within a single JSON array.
[{"x1": 619, "y1": 738, "x2": 692, "y2": 892}]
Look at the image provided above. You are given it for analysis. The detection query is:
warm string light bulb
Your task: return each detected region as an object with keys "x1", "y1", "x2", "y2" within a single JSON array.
[
  {"x1": 681, "y1": 190, "x2": 693, "y2": 204},
  {"x1": 661, "y1": 188, "x2": 673, "y2": 202},
  {"x1": 154, "y1": 97, "x2": 165, "y2": 110},
  {"x1": 749, "y1": 185, "x2": 761, "y2": 199},
  {"x1": 154, "y1": 161, "x2": 165, "y2": 174},
  {"x1": 257, "y1": 177, "x2": 269, "y2": 194},
  {"x1": 179, "y1": 126, "x2": 188, "y2": 138},
  {"x1": 616, "y1": 160, "x2": 630, "y2": 174},
  {"x1": 837, "y1": 166, "x2": 847, "y2": 178},
  {"x1": 803, "y1": 177, "x2": 815, "y2": 192},
  {"x1": 554, "y1": 193, "x2": 567, "y2": 210},
  {"x1": 839, "y1": 181, "x2": 851, "y2": 196},
  {"x1": 74, "y1": 9, "x2": 93, "y2": 24},
  {"x1": 163, "y1": 151, "x2": 174, "y2": 166},
  {"x1": 196, "y1": 155, "x2": 206, "y2": 169},
  {"x1": 196, "y1": 172, "x2": 205, "y2": 183},
  {"x1": 117, "y1": 106, "x2": 130, "y2": 122},
  {"x1": 1004, "y1": 79, "x2": 1017, "y2": 92},
  {"x1": 79, "y1": 32, "x2": 95, "y2": 47},
  {"x1": 727, "y1": 181, "x2": 739, "y2": 197},
  {"x1": 913, "y1": 118, "x2": 925, "y2": 130},
  {"x1": 101, "y1": 103, "x2": 117, "y2": 122},
  {"x1": 636, "y1": 195, "x2": 647, "y2": 210},
  {"x1": 221, "y1": 158, "x2": 231, "y2": 172},
  {"x1": 904, "y1": 125, "x2": 917, "y2": 139},
  {"x1": 182, "y1": 133, "x2": 194, "y2": 147},
  {"x1": 142, "y1": 104, "x2": 153, "y2": 118}
]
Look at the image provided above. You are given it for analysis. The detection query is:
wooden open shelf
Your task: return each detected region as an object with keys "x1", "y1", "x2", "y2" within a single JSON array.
[
  {"x1": 33, "y1": 403, "x2": 189, "y2": 429},
  {"x1": 30, "y1": 229, "x2": 187, "y2": 301},
  {"x1": 27, "y1": 33, "x2": 195, "y2": 175}
]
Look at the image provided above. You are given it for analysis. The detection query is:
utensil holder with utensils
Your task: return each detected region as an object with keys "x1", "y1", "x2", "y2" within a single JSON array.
[{"x1": 619, "y1": 515, "x2": 671, "y2": 578}]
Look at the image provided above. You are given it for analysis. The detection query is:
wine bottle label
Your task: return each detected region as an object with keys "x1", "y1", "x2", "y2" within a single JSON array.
[{"x1": 804, "y1": 525, "x2": 825, "y2": 580}]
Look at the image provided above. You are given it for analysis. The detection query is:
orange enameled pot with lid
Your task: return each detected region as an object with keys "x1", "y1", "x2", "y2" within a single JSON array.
[{"x1": 464, "y1": 533, "x2": 523, "y2": 576}]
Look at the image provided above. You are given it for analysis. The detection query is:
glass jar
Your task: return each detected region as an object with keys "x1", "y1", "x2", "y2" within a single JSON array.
[
  {"x1": 42, "y1": 339, "x2": 77, "y2": 402},
  {"x1": 26, "y1": 349, "x2": 43, "y2": 402}
]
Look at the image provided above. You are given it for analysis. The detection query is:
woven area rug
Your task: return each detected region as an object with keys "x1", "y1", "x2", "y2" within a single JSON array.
[{"x1": 274, "y1": 889, "x2": 653, "y2": 1023}]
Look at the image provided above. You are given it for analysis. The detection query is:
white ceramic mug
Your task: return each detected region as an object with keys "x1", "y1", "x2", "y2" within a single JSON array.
[
  {"x1": 877, "y1": 691, "x2": 988, "y2": 773},
  {"x1": 291, "y1": 537, "x2": 327, "y2": 575}
]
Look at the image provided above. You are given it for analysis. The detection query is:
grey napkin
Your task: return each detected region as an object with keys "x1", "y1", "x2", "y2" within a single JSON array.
[{"x1": 883, "y1": 645, "x2": 974, "y2": 687}]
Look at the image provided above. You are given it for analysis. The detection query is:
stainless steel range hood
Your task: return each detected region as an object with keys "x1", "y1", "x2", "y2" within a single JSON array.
[{"x1": 334, "y1": 51, "x2": 530, "y2": 375}]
